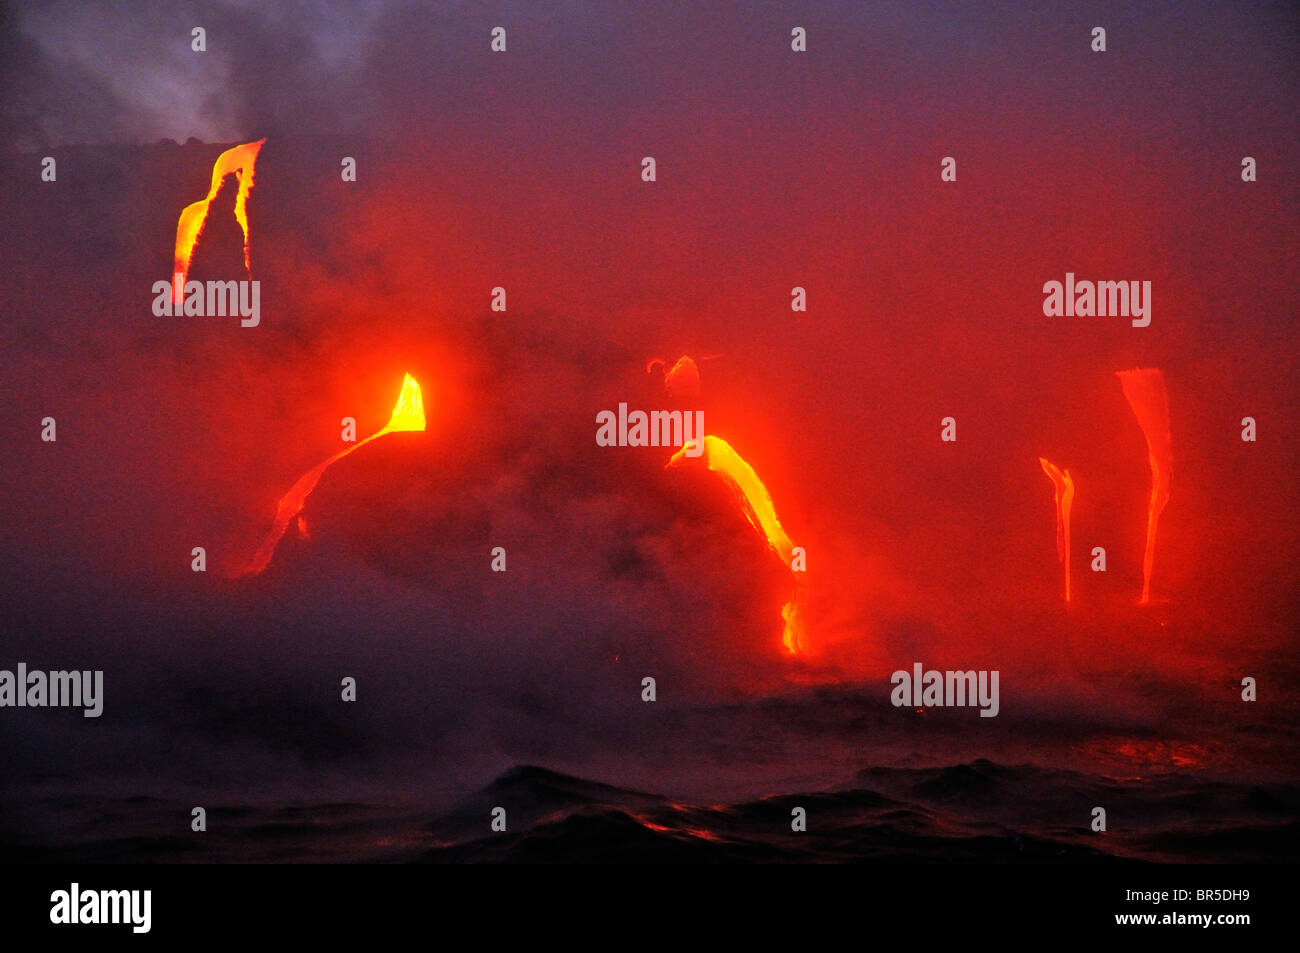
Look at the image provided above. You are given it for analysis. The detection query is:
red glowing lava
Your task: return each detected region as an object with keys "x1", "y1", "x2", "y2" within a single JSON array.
[
  {"x1": 647, "y1": 355, "x2": 702, "y2": 399},
  {"x1": 1038, "y1": 457, "x2": 1075, "y2": 603},
  {"x1": 238, "y1": 374, "x2": 426, "y2": 577},
  {"x1": 1117, "y1": 368, "x2": 1172, "y2": 604}
]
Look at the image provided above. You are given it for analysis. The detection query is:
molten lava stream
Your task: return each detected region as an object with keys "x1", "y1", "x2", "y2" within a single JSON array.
[
  {"x1": 172, "y1": 138, "x2": 266, "y2": 305},
  {"x1": 1116, "y1": 368, "x2": 1172, "y2": 605},
  {"x1": 667, "y1": 435, "x2": 807, "y2": 654},
  {"x1": 238, "y1": 374, "x2": 425, "y2": 577},
  {"x1": 1038, "y1": 457, "x2": 1075, "y2": 603}
]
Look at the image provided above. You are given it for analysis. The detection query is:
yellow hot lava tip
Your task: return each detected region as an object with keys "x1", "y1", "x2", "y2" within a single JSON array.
[{"x1": 384, "y1": 373, "x2": 426, "y2": 433}]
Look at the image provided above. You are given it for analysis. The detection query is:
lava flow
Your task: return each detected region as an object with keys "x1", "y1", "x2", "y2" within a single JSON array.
[
  {"x1": 1037, "y1": 457, "x2": 1075, "y2": 602},
  {"x1": 667, "y1": 435, "x2": 807, "y2": 654},
  {"x1": 238, "y1": 373, "x2": 426, "y2": 577},
  {"x1": 172, "y1": 138, "x2": 266, "y2": 305},
  {"x1": 1116, "y1": 368, "x2": 1172, "y2": 605}
]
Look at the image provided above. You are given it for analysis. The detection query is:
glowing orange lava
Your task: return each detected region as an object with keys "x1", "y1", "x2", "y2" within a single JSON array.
[
  {"x1": 647, "y1": 355, "x2": 701, "y2": 399},
  {"x1": 239, "y1": 374, "x2": 426, "y2": 577},
  {"x1": 1038, "y1": 457, "x2": 1075, "y2": 602},
  {"x1": 1117, "y1": 368, "x2": 1172, "y2": 605},
  {"x1": 668, "y1": 435, "x2": 807, "y2": 654},
  {"x1": 172, "y1": 138, "x2": 266, "y2": 305}
]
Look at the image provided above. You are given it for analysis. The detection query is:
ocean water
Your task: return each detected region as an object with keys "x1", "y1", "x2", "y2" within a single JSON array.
[
  {"x1": 4, "y1": 760, "x2": 1297, "y2": 864},
  {"x1": 4, "y1": 677, "x2": 1296, "y2": 863}
]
